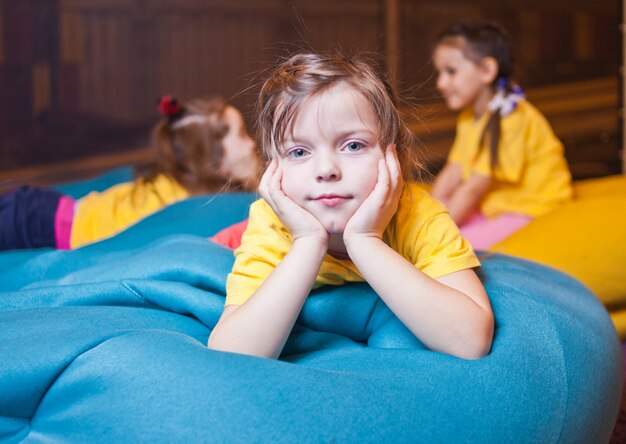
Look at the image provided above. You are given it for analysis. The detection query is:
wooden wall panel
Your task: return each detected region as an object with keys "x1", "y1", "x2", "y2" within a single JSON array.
[
  {"x1": 0, "y1": 0, "x2": 620, "y2": 179},
  {"x1": 58, "y1": 0, "x2": 289, "y2": 120},
  {"x1": 60, "y1": 4, "x2": 138, "y2": 119},
  {"x1": 0, "y1": 2, "x2": 4, "y2": 64}
]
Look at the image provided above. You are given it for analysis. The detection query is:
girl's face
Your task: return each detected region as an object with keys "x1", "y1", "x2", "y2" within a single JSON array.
[
  {"x1": 276, "y1": 82, "x2": 385, "y2": 234},
  {"x1": 433, "y1": 42, "x2": 494, "y2": 115},
  {"x1": 220, "y1": 106, "x2": 261, "y2": 184}
]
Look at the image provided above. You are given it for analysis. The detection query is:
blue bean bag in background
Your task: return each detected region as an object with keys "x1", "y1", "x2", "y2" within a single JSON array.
[{"x1": 0, "y1": 192, "x2": 622, "y2": 443}]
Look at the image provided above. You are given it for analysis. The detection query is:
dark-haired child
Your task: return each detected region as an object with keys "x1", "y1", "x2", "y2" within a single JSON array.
[{"x1": 431, "y1": 21, "x2": 573, "y2": 249}]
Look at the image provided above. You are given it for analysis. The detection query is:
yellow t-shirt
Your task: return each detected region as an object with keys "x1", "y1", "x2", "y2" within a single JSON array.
[
  {"x1": 225, "y1": 183, "x2": 479, "y2": 306},
  {"x1": 448, "y1": 100, "x2": 573, "y2": 218},
  {"x1": 70, "y1": 174, "x2": 189, "y2": 248}
]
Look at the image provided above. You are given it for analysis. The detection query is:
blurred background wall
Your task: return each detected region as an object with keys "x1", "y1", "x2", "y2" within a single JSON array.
[{"x1": 0, "y1": 0, "x2": 620, "y2": 186}]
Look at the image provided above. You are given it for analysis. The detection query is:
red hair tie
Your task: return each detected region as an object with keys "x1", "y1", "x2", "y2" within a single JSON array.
[{"x1": 158, "y1": 95, "x2": 184, "y2": 120}]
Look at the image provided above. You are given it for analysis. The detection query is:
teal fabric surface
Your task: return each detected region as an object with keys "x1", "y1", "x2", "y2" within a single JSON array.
[{"x1": 0, "y1": 191, "x2": 622, "y2": 443}]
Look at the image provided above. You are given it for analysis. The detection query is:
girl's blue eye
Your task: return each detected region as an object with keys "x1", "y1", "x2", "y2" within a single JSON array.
[
  {"x1": 288, "y1": 148, "x2": 308, "y2": 158},
  {"x1": 345, "y1": 141, "x2": 363, "y2": 152}
]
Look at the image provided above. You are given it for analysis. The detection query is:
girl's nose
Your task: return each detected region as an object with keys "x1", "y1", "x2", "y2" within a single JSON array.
[{"x1": 315, "y1": 153, "x2": 341, "y2": 182}]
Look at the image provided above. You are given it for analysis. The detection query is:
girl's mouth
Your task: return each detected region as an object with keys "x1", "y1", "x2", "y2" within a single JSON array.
[{"x1": 312, "y1": 194, "x2": 351, "y2": 207}]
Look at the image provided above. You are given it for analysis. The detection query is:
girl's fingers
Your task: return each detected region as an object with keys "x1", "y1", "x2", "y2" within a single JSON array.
[
  {"x1": 258, "y1": 159, "x2": 324, "y2": 238},
  {"x1": 386, "y1": 145, "x2": 403, "y2": 205},
  {"x1": 386, "y1": 145, "x2": 401, "y2": 186},
  {"x1": 258, "y1": 163, "x2": 270, "y2": 196},
  {"x1": 259, "y1": 159, "x2": 279, "y2": 208},
  {"x1": 376, "y1": 157, "x2": 390, "y2": 199},
  {"x1": 259, "y1": 159, "x2": 277, "y2": 190},
  {"x1": 267, "y1": 164, "x2": 293, "y2": 219},
  {"x1": 267, "y1": 164, "x2": 283, "y2": 199}
]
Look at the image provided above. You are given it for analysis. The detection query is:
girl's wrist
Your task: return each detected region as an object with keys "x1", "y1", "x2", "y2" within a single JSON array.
[
  {"x1": 343, "y1": 233, "x2": 384, "y2": 254},
  {"x1": 292, "y1": 233, "x2": 329, "y2": 255}
]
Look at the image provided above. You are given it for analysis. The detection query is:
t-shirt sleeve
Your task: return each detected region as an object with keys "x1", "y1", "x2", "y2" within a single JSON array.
[
  {"x1": 225, "y1": 200, "x2": 291, "y2": 306},
  {"x1": 393, "y1": 187, "x2": 480, "y2": 279},
  {"x1": 411, "y1": 211, "x2": 480, "y2": 278}
]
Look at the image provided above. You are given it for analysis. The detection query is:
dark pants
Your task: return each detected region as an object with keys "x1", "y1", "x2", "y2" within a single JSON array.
[{"x1": 0, "y1": 186, "x2": 62, "y2": 250}]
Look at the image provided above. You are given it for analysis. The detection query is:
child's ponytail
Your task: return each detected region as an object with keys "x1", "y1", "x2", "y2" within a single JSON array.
[{"x1": 479, "y1": 78, "x2": 524, "y2": 169}]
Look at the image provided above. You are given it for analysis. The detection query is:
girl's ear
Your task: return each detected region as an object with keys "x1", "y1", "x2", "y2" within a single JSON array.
[{"x1": 479, "y1": 56, "x2": 499, "y2": 85}]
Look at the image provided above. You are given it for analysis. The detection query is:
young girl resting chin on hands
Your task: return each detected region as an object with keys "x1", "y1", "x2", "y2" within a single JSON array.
[{"x1": 208, "y1": 51, "x2": 494, "y2": 360}]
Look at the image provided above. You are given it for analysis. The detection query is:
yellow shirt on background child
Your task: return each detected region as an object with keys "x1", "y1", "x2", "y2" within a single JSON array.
[
  {"x1": 70, "y1": 174, "x2": 189, "y2": 248},
  {"x1": 226, "y1": 183, "x2": 479, "y2": 306},
  {"x1": 448, "y1": 100, "x2": 573, "y2": 218}
]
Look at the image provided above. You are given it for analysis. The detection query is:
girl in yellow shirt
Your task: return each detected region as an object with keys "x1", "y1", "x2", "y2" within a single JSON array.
[
  {"x1": 431, "y1": 21, "x2": 573, "y2": 249},
  {"x1": 0, "y1": 97, "x2": 261, "y2": 250},
  {"x1": 208, "y1": 51, "x2": 494, "y2": 361}
]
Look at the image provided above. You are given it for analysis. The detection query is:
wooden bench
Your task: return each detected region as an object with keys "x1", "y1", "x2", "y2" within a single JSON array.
[{"x1": 0, "y1": 148, "x2": 149, "y2": 192}]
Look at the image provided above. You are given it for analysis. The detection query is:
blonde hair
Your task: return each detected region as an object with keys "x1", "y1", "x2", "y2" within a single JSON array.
[
  {"x1": 256, "y1": 51, "x2": 423, "y2": 181},
  {"x1": 136, "y1": 98, "x2": 258, "y2": 194}
]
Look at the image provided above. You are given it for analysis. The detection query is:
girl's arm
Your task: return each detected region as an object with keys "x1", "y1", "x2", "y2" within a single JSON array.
[
  {"x1": 445, "y1": 173, "x2": 492, "y2": 225},
  {"x1": 208, "y1": 236, "x2": 326, "y2": 359},
  {"x1": 344, "y1": 147, "x2": 493, "y2": 360},
  {"x1": 346, "y1": 238, "x2": 493, "y2": 359},
  {"x1": 208, "y1": 160, "x2": 327, "y2": 359},
  {"x1": 431, "y1": 162, "x2": 463, "y2": 202}
]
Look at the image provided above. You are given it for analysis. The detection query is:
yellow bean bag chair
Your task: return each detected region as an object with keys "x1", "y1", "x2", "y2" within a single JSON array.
[{"x1": 490, "y1": 175, "x2": 626, "y2": 336}]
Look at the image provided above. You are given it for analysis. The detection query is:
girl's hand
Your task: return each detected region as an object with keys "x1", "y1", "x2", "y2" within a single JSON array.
[
  {"x1": 343, "y1": 145, "x2": 403, "y2": 245},
  {"x1": 259, "y1": 159, "x2": 328, "y2": 243}
]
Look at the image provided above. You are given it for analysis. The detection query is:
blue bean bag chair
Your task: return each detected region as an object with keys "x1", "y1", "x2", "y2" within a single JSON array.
[{"x1": 0, "y1": 192, "x2": 622, "y2": 443}]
